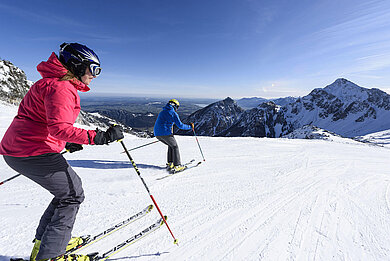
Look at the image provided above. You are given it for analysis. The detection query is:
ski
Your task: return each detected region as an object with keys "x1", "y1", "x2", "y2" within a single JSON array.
[
  {"x1": 10, "y1": 205, "x2": 155, "y2": 261},
  {"x1": 10, "y1": 253, "x2": 99, "y2": 261},
  {"x1": 68, "y1": 204, "x2": 154, "y2": 253},
  {"x1": 93, "y1": 216, "x2": 167, "y2": 261},
  {"x1": 170, "y1": 161, "x2": 202, "y2": 174},
  {"x1": 184, "y1": 159, "x2": 195, "y2": 165},
  {"x1": 185, "y1": 161, "x2": 202, "y2": 170},
  {"x1": 165, "y1": 159, "x2": 194, "y2": 171},
  {"x1": 157, "y1": 161, "x2": 202, "y2": 180}
]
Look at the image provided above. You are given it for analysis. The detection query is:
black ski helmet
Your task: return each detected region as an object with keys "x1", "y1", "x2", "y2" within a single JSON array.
[{"x1": 59, "y1": 42, "x2": 101, "y2": 79}]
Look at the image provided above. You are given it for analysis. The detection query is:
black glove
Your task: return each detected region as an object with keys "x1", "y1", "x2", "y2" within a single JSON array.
[
  {"x1": 65, "y1": 142, "x2": 83, "y2": 153},
  {"x1": 94, "y1": 125, "x2": 124, "y2": 145}
]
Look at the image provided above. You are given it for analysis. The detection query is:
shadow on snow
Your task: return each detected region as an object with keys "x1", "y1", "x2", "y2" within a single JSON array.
[{"x1": 0, "y1": 252, "x2": 170, "y2": 261}]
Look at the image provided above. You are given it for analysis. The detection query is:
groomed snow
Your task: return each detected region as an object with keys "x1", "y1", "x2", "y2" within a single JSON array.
[{"x1": 1, "y1": 102, "x2": 390, "y2": 260}]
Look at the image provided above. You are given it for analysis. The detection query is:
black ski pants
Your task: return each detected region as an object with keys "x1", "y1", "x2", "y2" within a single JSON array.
[
  {"x1": 156, "y1": 135, "x2": 182, "y2": 166},
  {"x1": 3, "y1": 153, "x2": 84, "y2": 259}
]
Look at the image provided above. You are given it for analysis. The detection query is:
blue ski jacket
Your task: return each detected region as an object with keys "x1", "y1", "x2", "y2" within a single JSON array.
[{"x1": 154, "y1": 103, "x2": 192, "y2": 136}]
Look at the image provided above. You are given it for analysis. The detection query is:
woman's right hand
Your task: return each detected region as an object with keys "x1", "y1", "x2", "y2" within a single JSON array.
[{"x1": 94, "y1": 125, "x2": 124, "y2": 145}]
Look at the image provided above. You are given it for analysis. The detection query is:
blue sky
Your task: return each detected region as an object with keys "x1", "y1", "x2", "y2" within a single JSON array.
[{"x1": 1, "y1": 0, "x2": 390, "y2": 99}]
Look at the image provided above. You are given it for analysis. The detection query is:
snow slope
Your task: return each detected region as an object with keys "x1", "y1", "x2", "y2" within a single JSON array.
[
  {"x1": 1, "y1": 102, "x2": 390, "y2": 260},
  {"x1": 355, "y1": 130, "x2": 390, "y2": 148}
]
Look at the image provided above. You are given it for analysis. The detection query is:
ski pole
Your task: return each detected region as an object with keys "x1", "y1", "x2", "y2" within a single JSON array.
[
  {"x1": 1, "y1": 150, "x2": 68, "y2": 186},
  {"x1": 119, "y1": 140, "x2": 179, "y2": 245},
  {"x1": 192, "y1": 126, "x2": 205, "y2": 161},
  {"x1": 120, "y1": 140, "x2": 160, "y2": 154},
  {"x1": 0, "y1": 174, "x2": 21, "y2": 186}
]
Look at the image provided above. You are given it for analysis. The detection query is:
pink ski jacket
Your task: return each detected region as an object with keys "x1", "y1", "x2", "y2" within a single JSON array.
[{"x1": 0, "y1": 53, "x2": 97, "y2": 157}]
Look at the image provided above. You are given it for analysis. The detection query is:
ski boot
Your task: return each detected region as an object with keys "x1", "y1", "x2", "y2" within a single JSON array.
[
  {"x1": 65, "y1": 236, "x2": 90, "y2": 252},
  {"x1": 30, "y1": 239, "x2": 41, "y2": 261},
  {"x1": 170, "y1": 165, "x2": 187, "y2": 174},
  {"x1": 30, "y1": 236, "x2": 89, "y2": 261},
  {"x1": 166, "y1": 162, "x2": 174, "y2": 171}
]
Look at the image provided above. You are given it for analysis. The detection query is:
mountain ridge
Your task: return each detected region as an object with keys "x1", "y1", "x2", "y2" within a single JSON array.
[
  {"x1": 0, "y1": 59, "x2": 32, "y2": 104},
  {"x1": 189, "y1": 78, "x2": 390, "y2": 138},
  {"x1": 1, "y1": 58, "x2": 389, "y2": 140}
]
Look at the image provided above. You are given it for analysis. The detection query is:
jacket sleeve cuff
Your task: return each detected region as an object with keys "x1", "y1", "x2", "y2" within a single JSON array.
[{"x1": 87, "y1": 130, "x2": 97, "y2": 145}]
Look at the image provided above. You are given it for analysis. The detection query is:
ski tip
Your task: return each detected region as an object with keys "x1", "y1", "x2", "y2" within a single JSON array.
[
  {"x1": 87, "y1": 252, "x2": 99, "y2": 261},
  {"x1": 147, "y1": 204, "x2": 154, "y2": 212},
  {"x1": 174, "y1": 239, "x2": 179, "y2": 245}
]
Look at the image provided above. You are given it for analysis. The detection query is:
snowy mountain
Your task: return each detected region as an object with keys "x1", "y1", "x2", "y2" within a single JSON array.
[
  {"x1": 237, "y1": 96, "x2": 297, "y2": 109},
  {"x1": 354, "y1": 129, "x2": 390, "y2": 147},
  {"x1": 282, "y1": 125, "x2": 358, "y2": 144},
  {"x1": 271, "y1": 96, "x2": 297, "y2": 107},
  {"x1": 2, "y1": 101, "x2": 390, "y2": 260},
  {"x1": 236, "y1": 97, "x2": 268, "y2": 109},
  {"x1": 212, "y1": 79, "x2": 390, "y2": 138},
  {"x1": 179, "y1": 97, "x2": 244, "y2": 136},
  {"x1": 281, "y1": 78, "x2": 390, "y2": 137},
  {"x1": 0, "y1": 59, "x2": 33, "y2": 104},
  {"x1": 218, "y1": 101, "x2": 288, "y2": 137}
]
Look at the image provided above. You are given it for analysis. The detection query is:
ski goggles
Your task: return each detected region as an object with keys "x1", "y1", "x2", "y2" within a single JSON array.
[
  {"x1": 169, "y1": 102, "x2": 179, "y2": 111},
  {"x1": 89, "y1": 63, "x2": 101, "y2": 77}
]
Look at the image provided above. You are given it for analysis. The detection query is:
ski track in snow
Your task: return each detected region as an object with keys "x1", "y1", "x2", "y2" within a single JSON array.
[{"x1": 1, "y1": 104, "x2": 390, "y2": 260}]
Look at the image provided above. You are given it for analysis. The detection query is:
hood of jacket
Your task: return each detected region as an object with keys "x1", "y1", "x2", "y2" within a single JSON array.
[{"x1": 36, "y1": 52, "x2": 90, "y2": 92}]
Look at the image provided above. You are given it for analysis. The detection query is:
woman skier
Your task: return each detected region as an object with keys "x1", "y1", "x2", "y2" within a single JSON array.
[
  {"x1": 0, "y1": 43, "x2": 124, "y2": 261},
  {"x1": 154, "y1": 99, "x2": 193, "y2": 173}
]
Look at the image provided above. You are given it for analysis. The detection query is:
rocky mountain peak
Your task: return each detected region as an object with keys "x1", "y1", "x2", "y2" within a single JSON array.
[
  {"x1": 222, "y1": 97, "x2": 234, "y2": 103},
  {"x1": 333, "y1": 78, "x2": 354, "y2": 85},
  {"x1": 208, "y1": 97, "x2": 236, "y2": 109},
  {"x1": 323, "y1": 78, "x2": 367, "y2": 102},
  {"x1": 258, "y1": 101, "x2": 277, "y2": 109},
  {"x1": 181, "y1": 97, "x2": 244, "y2": 136},
  {"x1": 0, "y1": 59, "x2": 32, "y2": 104}
]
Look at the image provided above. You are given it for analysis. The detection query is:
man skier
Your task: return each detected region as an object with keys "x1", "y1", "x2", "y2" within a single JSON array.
[{"x1": 154, "y1": 99, "x2": 193, "y2": 173}]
